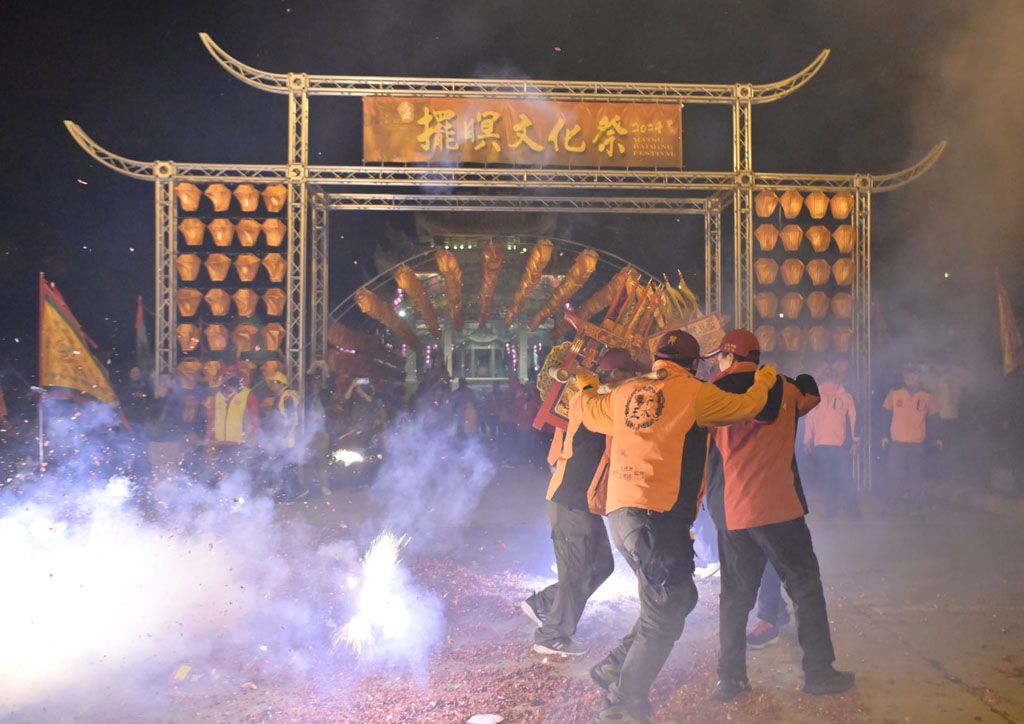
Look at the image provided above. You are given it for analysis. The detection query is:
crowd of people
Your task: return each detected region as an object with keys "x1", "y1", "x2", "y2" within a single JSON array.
[{"x1": 522, "y1": 328, "x2": 856, "y2": 724}]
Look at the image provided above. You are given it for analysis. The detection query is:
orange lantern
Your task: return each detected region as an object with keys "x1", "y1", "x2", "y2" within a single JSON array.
[
  {"x1": 805, "y1": 225, "x2": 831, "y2": 252},
  {"x1": 435, "y1": 248, "x2": 464, "y2": 332},
  {"x1": 175, "y1": 288, "x2": 203, "y2": 317},
  {"x1": 780, "y1": 224, "x2": 804, "y2": 252},
  {"x1": 755, "y1": 325, "x2": 778, "y2": 352},
  {"x1": 175, "y1": 182, "x2": 201, "y2": 211},
  {"x1": 753, "y1": 189, "x2": 779, "y2": 217},
  {"x1": 832, "y1": 358, "x2": 851, "y2": 378},
  {"x1": 780, "y1": 258, "x2": 805, "y2": 286},
  {"x1": 175, "y1": 324, "x2": 201, "y2": 353},
  {"x1": 529, "y1": 248, "x2": 599, "y2": 330},
  {"x1": 394, "y1": 264, "x2": 441, "y2": 340},
  {"x1": 505, "y1": 239, "x2": 553, "y2": 323},
  {"x1": 176, "y1": 253, "x2": 201, "y2": 282},
  {"x1": 779, "y1": 190, "x2": 804, "y2": 219},
  {"x1": 262, "y1": 253, "x2": 286, "y2": 282},
  {"x1": 832, "y1": 225, "x2": 855, "y2": 253},
  {"x1": 178, "y1": 218, "x2": 206, "y2": 247},
  {"x1": 806, "y1": 291, "x2": 830, "y2": 318},
  {"x1": 781, "y1": 292, "x2": 804, "y2": 319},
  {"x1": 260, "y1": 359, "x2": 283, "y2": 380},
  {"x1": 204, "y1": 324, "x2": 229, "y2": 351},
  {"x1": 236, "y1": 359, "x2": 256, "y2": 386},
  {"x1": 830, "y1": 191, "x2": 854, "y2": 219},
  {"x1": 754, "y1": 224, "x2": 779, "y2": 252},
  {"x1": 755, "y1": 292, "x2": 778, "y2": 319},
  {"x1": 234, "y1": 253, "x2": 261, "y2": 282},
  {"x1": 236, "y1": 218, "x2": 262, "y2": 247},
  {"x1": 203, "y1": 360, "x2": 225, "y2": 389},
  {"x1": 551, "y1": 266, "x2": 631, "y2": 340},
  {"x1": 232, "y1": 324, "x2": 260, "y2": 352},
  {"x1": 261, "y1": 323, "x2": 286, "y2": 352},
  {"x1": 203, "y1": 183, "x2": 232, "y2": 212},
  {"x1": 261, "y1": 184, "x2": 288, "y2": 212},
  {"x1": 262, "y1": 218, "x2": 286, "y2": 247},
  {"x1": 262, "y1": 288, "x2": 286, "y2": 316},
  {"x1": 355, "y1": 288, "x2": 421, "y2": 352},
  {"x1": 204, "y1": 253, "x2": 232, "y2": 282},
  {"x1": 232, "y1": 288, "x2": 259, "y2": 317},
  {"x1": 477, "y1": 240, "x2": 505, "y2": 326},
  {"x1": 805, "y1": 191, "x2": 829, "y2": 219},
  {"x1": 207, "y1": 218, "x2": 235, "y2": 247},
  {"x1": 204, "y1": 288, "x2": 232, "y2": 316},
  {"x1": 755, "y1": 258, "x2": 779, "y2": 285},
  {"x1": 832, "y1": 326, "x2": 853, "y2": 353},
  {"x1": 832, "y1": 258, "x2": 854, "y2": 286},
  {"x1": 781, "y1": 325, "x2": 804, "y2": 352},
  {"x1": 233, "y1": 183, "x2": 260, "y2": 212},
  {"x1": 831, "y1": 293, "x2": 853, "y2": 318},
  {"x1": 807, "y1": 325, "x2": 830, "y2": 353},
  {"x1": 806, "y1": 259, "x2": 832, "y2": 286},
  {"x1": 176, "y1": 358, "x2": 202, "y2": 389}
]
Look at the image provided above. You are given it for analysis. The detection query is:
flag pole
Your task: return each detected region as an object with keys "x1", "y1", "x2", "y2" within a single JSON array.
[{"x1": 38, "y1": 273, "x2": 45, "y2": 470}]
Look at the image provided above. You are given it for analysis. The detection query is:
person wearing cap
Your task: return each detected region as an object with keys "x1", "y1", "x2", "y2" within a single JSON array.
[
  {"x1": 882, "y1": 363, "x2": 939, "y2": 506},
  {"x1": 705, "y1": 328, "x2": 854, "y2": 702},
  {"x1": 576, "y1": 330, "x2": 778, "y2": 724},
  {"x1": 522, "y1": 348, "x2": 644, "y2": 657}
]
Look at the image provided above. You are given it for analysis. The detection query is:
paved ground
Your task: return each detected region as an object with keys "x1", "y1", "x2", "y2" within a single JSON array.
[{"x1": 266, "y1": 465, "x2": 1024, "y2": 723}]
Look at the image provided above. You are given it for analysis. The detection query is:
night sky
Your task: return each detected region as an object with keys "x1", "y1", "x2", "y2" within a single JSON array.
[{"x1": 1, "y1": 1, "x2": 1021, "y2": 403}]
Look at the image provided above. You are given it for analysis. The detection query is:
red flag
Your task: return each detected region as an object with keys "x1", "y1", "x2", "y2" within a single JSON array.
[{"x1": 996, "y1": 268, "x2": 1023, "y2": 374}]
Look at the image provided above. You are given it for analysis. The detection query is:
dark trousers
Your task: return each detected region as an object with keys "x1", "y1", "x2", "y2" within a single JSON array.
[
  {"x1": 718, "y1": 517, "x2": 835, "y2": 680},
  {"x1": 529, "y1": 500, "x2": 614, "y2": 645},
  {"x1": 886, "y1": 441, "x2": 924, "y2": 502},
  {"x1": 602, "y1": 507, "x2": 698, "y2": 719},
  {"x1": 816, "y1": 444, "x2": 860, "y2": 516},
  {"x1": 755, "y1": 562, "x2": 788, "y2": 625}
]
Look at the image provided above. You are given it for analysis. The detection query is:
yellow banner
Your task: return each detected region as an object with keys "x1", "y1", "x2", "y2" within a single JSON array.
[
  {"x1": 40, "y1": 277, "x2": 117, "y2": 404},
  {"x1": 364, "y1": 97, "x2": 682, "y2": 168}
]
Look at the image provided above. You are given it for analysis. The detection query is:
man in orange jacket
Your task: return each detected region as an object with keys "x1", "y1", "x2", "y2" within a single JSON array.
[
  {"x1": 522, "y1": 348, "x2": 644, "y2": 656},
  {"x1": 705, "y1": 329, "x2": 854, "y2": 701},
  {"x1": 578, "y1": 330, "x2": 778, "y2": 724},
  {"x1": 803, "y1": 364, "x2": 860, "y2": 518}
]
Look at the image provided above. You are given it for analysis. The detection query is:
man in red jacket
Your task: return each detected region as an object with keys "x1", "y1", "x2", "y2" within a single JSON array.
[{"x1": 705, "y1": 329, "x2": 854, "y2": 701}]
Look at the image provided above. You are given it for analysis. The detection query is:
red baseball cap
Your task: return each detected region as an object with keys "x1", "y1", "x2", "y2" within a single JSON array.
[
  {"x1": 654, "y1": 329, "x2": 701, "y2": 361},
  {"x1": 713, "y1": 329, "x2": 760, "y2": 358}
]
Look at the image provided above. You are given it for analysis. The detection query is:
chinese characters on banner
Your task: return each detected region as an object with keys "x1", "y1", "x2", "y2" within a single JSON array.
[{"x1": 364, "y1": 98, "x2": 682, "y2": 168}]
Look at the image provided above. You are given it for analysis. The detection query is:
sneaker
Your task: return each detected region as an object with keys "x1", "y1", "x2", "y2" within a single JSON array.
[
  {"x1": 804, "y1": 667, "x2": 855, "y2": 695},
  {"x1": 592, "y1": 702, "x2": 650, "y2": 724},
  {"x1": 533, "y1": 638, "x2": 589, "y2": 656},
  {"x1": 590, "y1": 657, "x2": 622, "y2": 691},
  {"x1": 711, "y1": 677, "x2": 752, "y2": 702},
  {"x1": 746, "y1": 619, "x2": 779, "y2": 648},
  {"x1": 520, "y1": 598, "x2": 543, "y2": 628},
  {"x1": 694, "y1": 562, "x2": 721, "y2": 579}
]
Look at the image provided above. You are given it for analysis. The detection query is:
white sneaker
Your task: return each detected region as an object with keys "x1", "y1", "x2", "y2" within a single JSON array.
[
  {"x1": 694, "y1": 562, "x2": 721, "y2": 580},
  {"x1": 532, "y1": 638, "x2": 589, "y2": 656},
  {"x1": 520, "y1": 599, "x2": 543, "y2": 627}
]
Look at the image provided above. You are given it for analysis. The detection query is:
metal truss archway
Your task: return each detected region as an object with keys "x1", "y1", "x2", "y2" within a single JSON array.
[{"x1": 66, "y1": 34, "x2": 945, "y2": 489}]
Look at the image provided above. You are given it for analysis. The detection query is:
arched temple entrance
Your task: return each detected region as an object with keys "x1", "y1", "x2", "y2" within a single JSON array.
[{"x1": 66, "y1": 35, "x2": 945, "y2": 487}]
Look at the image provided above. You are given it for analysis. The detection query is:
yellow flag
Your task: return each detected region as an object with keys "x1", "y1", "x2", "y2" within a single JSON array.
[{"x1": 39, "y1": 274, "x2": 118, "y2": 404}]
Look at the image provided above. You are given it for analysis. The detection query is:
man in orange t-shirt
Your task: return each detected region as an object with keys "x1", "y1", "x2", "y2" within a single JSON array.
[
  {"x1": 803, "y1": 365, "x2": 860, "y2": 517},
  {"x1": 882, "y1": 364, "x2": 939, "y2": 503}
]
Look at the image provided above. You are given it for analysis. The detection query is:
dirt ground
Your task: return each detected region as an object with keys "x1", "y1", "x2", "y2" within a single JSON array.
[{"x1": 113, "y1": 464, "x2": 1023, "y2": 724}]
